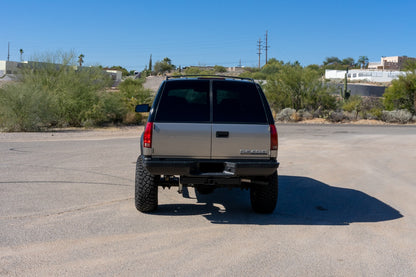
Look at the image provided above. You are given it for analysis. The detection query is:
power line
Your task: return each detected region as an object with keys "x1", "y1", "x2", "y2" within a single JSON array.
[
  {"x1": 264, "y1": 30, "x2": 270, "y2": 65},
  {"x1": 257, "y1": 37, "x2": 262, "y2": 69}
]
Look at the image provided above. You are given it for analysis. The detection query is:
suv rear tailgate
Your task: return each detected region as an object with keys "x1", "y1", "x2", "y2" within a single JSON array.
[
  {"x1": 152, "y1": 123, "x2": 211, "y2": 159},
  {"x1": 212, "y1": 124, "x2": 270, "y2": 159}
]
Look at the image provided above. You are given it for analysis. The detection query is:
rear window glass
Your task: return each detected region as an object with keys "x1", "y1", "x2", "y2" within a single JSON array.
[
  {"x1": 213, "y1": 81, "x2": 267, "y2": 123},
  {"x1": 155, "y1": 80, "x2": 210, "y2": 122}
]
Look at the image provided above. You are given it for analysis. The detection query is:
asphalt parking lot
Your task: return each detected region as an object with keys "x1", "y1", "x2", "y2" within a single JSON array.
[{"x1": 1, "y1": 124, "x2": 416, "y2": 276}]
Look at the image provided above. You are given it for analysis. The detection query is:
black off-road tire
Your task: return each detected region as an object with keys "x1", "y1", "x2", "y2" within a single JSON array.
[
  {"x1": 135, "y1": 155, "x2": 159, "y2": 212},
  {"x1": 250, "y1": 171, "x2": 278, "y2": 214}
]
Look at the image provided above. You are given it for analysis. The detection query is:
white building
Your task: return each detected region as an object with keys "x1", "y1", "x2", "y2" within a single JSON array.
[
  {"x1": 325, "y1": 69, "x2": 406, "y2": 83},
  {"x1": 104, "y1": 69, "x2": 122, "y2": 86},
  {"x1": 0, "y1": 60, "x2": 23, "y2": 76}
]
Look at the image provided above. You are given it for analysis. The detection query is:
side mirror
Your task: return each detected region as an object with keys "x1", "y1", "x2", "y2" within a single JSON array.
[{"x1": 135, "y1": 104, "x2": 150, "y2": 113}]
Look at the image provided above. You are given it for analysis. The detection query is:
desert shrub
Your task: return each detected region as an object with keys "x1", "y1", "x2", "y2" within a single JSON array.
[
  {"x1": 328, "y1": 111, "x2": 349, "y2": 122},
  {"x1": 0, "y1": 51, "x2": 126, "y2": 131},
  {"x1": 0, "y1": 63, "x2": 113, "y2": 130},
  {"x1": 0, "y1": 51, "x2": 156, "y2": 130},
  {"x1": 275, "y1": 108, "x2": 296, "y2": 122},
  {"x1": 118, "y1": 78, "x2": 153, "y2": 124},
  {"x1": 381, "y1": 110, "x2": 413, "y2": 124},
  {"x1": 0, "y1": 83, "x2": 59, "y2": 131},
  {"x1": 342, "y1": 95, "x2": 362, "y2": 120},
  {"x1": 265, "y1": 63, "x2": 336, "y2": 112},
  {"x1": 213, "y1": 65, "x2": 227, "y2": 73},
  {"x1": 183, "y1": 67, "x2": 203, "y2": 75},
  {"x1": 342, "y1": 95, "x2": 362, "y2": 112},
  {"x1": 368, "y1": 108, "x2": 383, "y2": 119},
  {"x1": 361, "y1": 97, "x2": 384, "y2": 119},
  {"x1": 342, "y1": 95, "x2": 385, "y2": 120},
  {"x1": 87, "y1": 91, "x2": 128, "y2": 125},
  {"x1": 296, "y1": 109, "x2": 313, "y2": 120},
  {"x1": 383, "y1": 72, "x2": 416, "y2": 114}
]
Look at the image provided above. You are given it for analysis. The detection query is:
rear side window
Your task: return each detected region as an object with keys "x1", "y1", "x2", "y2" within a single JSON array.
[
  {"x1": 213, "y1": 81, "x2": 267, "y2": 124},
  {"x1": 155, "y1": 80, "x2": 210, "y2": 122}
]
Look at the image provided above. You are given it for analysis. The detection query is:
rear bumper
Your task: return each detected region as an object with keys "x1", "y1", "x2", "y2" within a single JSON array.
[{"x1": 143, "y1": 157, "x2": 279, "y2": 177}]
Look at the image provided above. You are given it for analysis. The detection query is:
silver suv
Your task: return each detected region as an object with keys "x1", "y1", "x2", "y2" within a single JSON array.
[{"x1": 135, "y1": 76, "x2": 279, "y2": 213}]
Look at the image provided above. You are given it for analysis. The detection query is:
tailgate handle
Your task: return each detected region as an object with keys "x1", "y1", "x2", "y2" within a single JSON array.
[{"x1": 216, "y1": 131, "x2": 229, "y2": 138}]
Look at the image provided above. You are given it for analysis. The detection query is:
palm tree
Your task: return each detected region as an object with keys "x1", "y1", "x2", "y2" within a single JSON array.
[
  {"x1": 78, "y1": 54, "x2": 85, "y2": 67},
  {"x1": 19, "y1": 49, "x2": 24, "y2": 61},
  {"x1": 358, "y1": 56, "x2": 369, "y2": 69}
]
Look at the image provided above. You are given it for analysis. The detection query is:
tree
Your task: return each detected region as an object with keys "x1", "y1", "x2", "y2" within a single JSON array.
[
  {"x1": 265, "y1": 62, "x2": 336, "y2": 111},
  {"x1": 323, "y1": 57, "x2": 341, "y2": 66},
  {"x1": 383, "y1": 72, "x2": 416, "y2": 114},
  {"x1": 357, "y1": 56, "x2": 369, "y2": 69},
  {"x1": 118, "y1": 78, "x2": 152, "y2": 104},
  {"x1": 322, "y1": 56, "x2": 347, "y2": 70},
  {"x1": 148, "y1": 54, "x2": 153, "y2": 72},
  {"x1": 153, "y1": 57, "x2": 175, "y2": 74},
  {"x1": 19, "y1": 49, "x2": 24, "y2": 61},
  {"x1": 261, "y1": 58, "x2": 284, "y2": 75},
  {"x1": 404, "y1": 59, "x2": 416, "y2": 72},
  {"x1": 78, "y1": 54, "x2": 85, "y2": 67},
  {"x1": 213, "y1": 65, "x2": 227, "y2": 73},
  {"x1": 341, "y1": 57, "x2": 355, "y2": 67}
]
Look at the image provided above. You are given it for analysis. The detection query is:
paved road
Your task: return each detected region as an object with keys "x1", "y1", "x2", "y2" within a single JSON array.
[{"x1": 1, "y1": 125, "x2": 416, "y2": 276}]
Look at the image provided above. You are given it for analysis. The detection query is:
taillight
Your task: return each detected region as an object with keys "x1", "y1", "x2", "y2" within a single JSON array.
[
  {"x1": 143, "y1": 122, "x2": 153, "y2": 148},
  {"x1": 270, "y1": 124, "x2": 278, "y2": 150}
]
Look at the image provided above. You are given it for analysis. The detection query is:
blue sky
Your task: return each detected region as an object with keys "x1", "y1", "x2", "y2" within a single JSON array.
[{"x1": 2, "y1": 0, "x2": 415, "y2": 71}]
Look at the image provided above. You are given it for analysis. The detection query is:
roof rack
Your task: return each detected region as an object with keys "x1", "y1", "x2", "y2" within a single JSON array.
[{"x1": 166, "y1": 75, "x2": 255, "y2": 82}]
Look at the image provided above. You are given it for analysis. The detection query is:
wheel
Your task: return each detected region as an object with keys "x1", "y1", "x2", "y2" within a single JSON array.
[
  {"x1": 135, "y1": 155, "x2": 159, "y2": 212},
  {"x1": 195, "y1": 185, "x2": 215, "y2": 195},
  {"x1": 250, "y1": 171, "x2": 278, "y2": 213}
]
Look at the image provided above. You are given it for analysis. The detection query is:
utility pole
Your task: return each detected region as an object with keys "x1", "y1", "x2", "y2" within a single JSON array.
[
  {"x1": 264, "y1": 30, "x2": 269, "y2": 65},
  {"x1": 7, "y1": 42, "x2": 10, "y2": 61},
  {"x1": 257, "y1": 37, "x2": 262, "y2": 69}
]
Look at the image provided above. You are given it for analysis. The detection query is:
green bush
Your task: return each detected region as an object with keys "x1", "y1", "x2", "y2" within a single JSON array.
[
  {"x1": 382, "y1": 110, "x2": 413, "y2": 123},
  {"x1": 183, "y1": 67, "x2": 202, "y2": 75},
  {"x1": 117, "y1": 78, "x2": 153, "y2": 124},
  {"x1": 213, "y1": 65, "x2": 227, "y2": 73},
  {"x1": 183, "y1": 66, "x2": 229, "y2": 76},
  {"x1": 0, "y1": 53, "x2": 115, "y2": 130},
  {"x1": 0, "y1": 83, "x2": 59, "y2": 131},
  {"x1": 342, "y1": 95, "x2": 362, "y2": 112},
  {"x1": 383, "y1": 73, "x2": 416, "y2": 114},
  {"x1": 341, "y1": 95, "x2": 385, "y2": 120},
  {"x1": 264, "y1": 63, "x2": 336, "y2": 112},
  {"x1": 0, "y1": 51, "x2": 154, "y2": 131}
]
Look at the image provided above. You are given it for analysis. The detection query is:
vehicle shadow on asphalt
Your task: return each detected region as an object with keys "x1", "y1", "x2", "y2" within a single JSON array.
[{"x1": 156, "y1": 175, "x2": 403, "y2": 225}]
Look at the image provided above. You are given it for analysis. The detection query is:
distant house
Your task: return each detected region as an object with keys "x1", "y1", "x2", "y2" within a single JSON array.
[
  {"x1": 103, "y1": 69, "x2": 122, "y2": 86},
  {"x1": 0, "y1": 60, "x2": 22, "y2": 76},
  {"x1": 368, "y1": 56, "x2": 416, "y2": 70},
  {"x1": 325, "y1": 69, "x2": 406, "y2": 83}
]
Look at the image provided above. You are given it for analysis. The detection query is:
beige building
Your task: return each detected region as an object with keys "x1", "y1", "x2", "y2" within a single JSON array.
[{"x1": 368, "y1": 56, "x2": 416, "y2": 70}]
